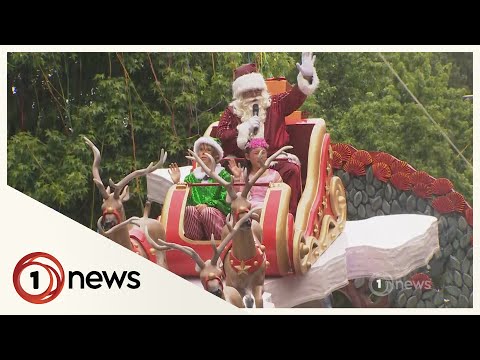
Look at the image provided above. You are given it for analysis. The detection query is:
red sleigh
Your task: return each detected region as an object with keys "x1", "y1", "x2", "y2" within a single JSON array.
[{"x1": 150, "y1": 78, "x2": 347, "y2": 277}]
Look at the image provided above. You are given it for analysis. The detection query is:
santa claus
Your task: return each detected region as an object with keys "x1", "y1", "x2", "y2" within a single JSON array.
[{"x1": 217, "y1": 52, "x2": 319, "y2": 215}]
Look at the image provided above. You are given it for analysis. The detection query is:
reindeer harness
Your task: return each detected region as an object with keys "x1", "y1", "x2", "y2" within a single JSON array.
[
  {"x1": 129, "y1": 227, "x2": 157, "y2": 263},
  {"x1": 102, "y1": 207, "x2": 122, "y2": 225},
  {"x1": 228, "y1": 245, "x2": 266, "y2": 275},
  {"x1": 201, "y1": 274, "x2": 224, "y2": 291}
]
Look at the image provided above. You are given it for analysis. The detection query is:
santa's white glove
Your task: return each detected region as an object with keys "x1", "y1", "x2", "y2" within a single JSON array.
[
  {"x1": 296, "y1": 52, "x2": 316, "y2": 79},
  {"x1": 248, "y1": 115, "x2": 260, "y2": 132},
  {"x1": 237, "y1": 116, "x2": 260, "y2": 134},
  {"x1": 236, "y1": 116, "x2": 261, "y2": 149}
]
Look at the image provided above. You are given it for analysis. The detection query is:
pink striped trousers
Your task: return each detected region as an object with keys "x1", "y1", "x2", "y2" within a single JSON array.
[{"x1": 183, "y1": 206, "x2": 226, "y2": 240}]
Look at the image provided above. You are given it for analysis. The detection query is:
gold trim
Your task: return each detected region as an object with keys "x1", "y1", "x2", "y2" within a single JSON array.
[
  {"x1": 316, "y1": 176, "x2": 347, "y2": 257},
  {"x1": 175, "y1": 183, "x2": 188, "y2": 190},
  {"x1": 322, "y1": 195, "x2": 327, "y2": 208},
  {"x1": 276, "y1": 183, "x2": 291, "y2": 275},
  {"x1": 293, "y1": 120, "x2": 326, "y2": 274},
  {"x1": 318, "y1": 215, "x2": 336, "y2": 255},
  {"x1": 329, "y1": 176, "x2": 347, "y2": 226},
  {"x1": 294, "y1": 120, "x2": 326, "y2": 233},
  {"x1": 161, "y1": 184, "x2": 176, "y2": 228}
]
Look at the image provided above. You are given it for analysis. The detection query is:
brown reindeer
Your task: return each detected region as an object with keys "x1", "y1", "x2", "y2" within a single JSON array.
[
  {"x1": 95, "y1": 204, "x2": 168, "y2": 268},
  {"x1": 187, "y1": 145, "x2": 292, "y2": 308},
  {"x1": 98, "y1": 215, "x2": 141, "y2": 239},
  {"x1": 135, "y1": 209, "x2": 260, "y2": 308},
  {"x1": 85, "y1": 137, "x2": 168, "y2": 267}
]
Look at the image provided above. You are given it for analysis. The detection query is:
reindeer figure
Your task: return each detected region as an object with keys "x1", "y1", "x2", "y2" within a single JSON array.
[
  {"x1": 85, "y1": 137, "x2": 168, "y2": 267},
  {"x1": 98, "y1": 215, "x2": 141, "y2": 238},
  {"x1": 187, "y1": 145, "x2": 292, "y2": 308},
  {"x1": 95, "y1": 204, "x2": 168, "y2": 268},
  {"x1": 136, "y1": 208, "x2": 259, "y2": 308}
]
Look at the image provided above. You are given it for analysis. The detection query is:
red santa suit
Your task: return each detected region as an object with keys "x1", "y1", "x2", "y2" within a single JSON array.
[{"x1": 217, "y1": 62, "x2": 319, "y2": 215}]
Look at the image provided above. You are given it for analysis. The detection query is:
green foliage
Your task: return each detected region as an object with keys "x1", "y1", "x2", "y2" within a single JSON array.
[
  {"x1": 7, "y1": 51, "x2": 473, "y2": 230},
  {"x1": 328, "y1": 53, "x2": 473, "y2": 200},
  {"x1": 7, "y1": 131, "x2": 91, "y2": 223}
]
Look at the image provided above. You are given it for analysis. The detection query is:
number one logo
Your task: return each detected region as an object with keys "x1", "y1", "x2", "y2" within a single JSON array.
[
  {"x1": 13, "y1": 252, "x2": 65, "y2": 304},
  {"x1": 30, "y1": 271, "x2": 39, "y2": 289}
]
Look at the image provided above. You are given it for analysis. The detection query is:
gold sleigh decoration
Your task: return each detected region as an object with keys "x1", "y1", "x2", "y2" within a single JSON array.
[{"x1": 292, "y1": 121, "x2": 347, "y2": 274}]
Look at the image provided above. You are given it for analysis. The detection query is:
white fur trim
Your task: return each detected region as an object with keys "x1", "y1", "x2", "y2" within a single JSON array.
[
  {"x1": 232, "y1": 72, "x2": 267, "y2": 99},
  {"x1": 297, "y1": 70, "x2": 319, "y2": 96},
  {"x1": 194, "y1": 136, "x2": 224, "y2": 159},
  {"x1": 236, "y1": 122, "x2": 251, "y2": 150},
  {"x1": 192, "y1": 164, "x2": 225, "y2": 181}
]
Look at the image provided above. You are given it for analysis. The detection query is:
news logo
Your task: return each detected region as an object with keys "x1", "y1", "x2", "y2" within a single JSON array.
[
  {"x1": 13, "y1": 252, "x2": 141, "y2": 304},
  {"x1": 368, "y1": 272, "x2": 433, "y2": 297},
  {"x1": 13, "y1": 252, "x2": 65, "y2": 304}
]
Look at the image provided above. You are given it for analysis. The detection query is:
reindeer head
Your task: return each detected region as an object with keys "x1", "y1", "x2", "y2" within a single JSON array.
[
  {"x1": 97, "y1": 216, "x2": 141, "y2": 237},
  {"x1": 187, "y1": 145, "x2": 292, "y2": 225},
  {"x1": 140, "y1": 209, "x2": 257, "y2": 298},
  {"x1": 84, "y1": 137, "x2": 167, "y2": 231}
]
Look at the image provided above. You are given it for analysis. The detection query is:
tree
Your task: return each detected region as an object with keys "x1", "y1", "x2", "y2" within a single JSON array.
[{"x1": 7, "y1": 51, "x2": 473, "y2": 231}]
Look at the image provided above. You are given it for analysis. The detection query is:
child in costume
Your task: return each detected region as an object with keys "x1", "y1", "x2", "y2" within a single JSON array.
[
  {"x1": 228, "y1": 137, "x2": 283, "y2": 212},
  {"x1": 169, "y1": 137, "x2": 231, "y2": 240}
]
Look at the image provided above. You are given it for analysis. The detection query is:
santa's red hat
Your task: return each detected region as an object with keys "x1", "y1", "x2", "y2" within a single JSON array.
[{"x1": 232, "y1": 63, "x2": 267, "y2": 99}]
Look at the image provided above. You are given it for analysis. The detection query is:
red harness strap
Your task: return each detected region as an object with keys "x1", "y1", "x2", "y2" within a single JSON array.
[
  {"x1": 102, "y1": 208, "x2": 122, "y2": 225},
  {"x1": 229, "y1": 245, "x2": 266, "y2": 275},
  {"x1": 201, "y1": 274, "x2": 224, "y2": 291},
  {"x1": 129, "y1": 227, "x2": 157, "y2": 263}
]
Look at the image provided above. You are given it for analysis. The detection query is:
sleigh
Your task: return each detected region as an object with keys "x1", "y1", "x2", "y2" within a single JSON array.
[
  {"x1": 155, "y1": 116, "x2": 343, "y2": 277},
  {"x1": 149, "y1": 77, "x2": 348, "y2": 277},
  {"x1": 146, "y1": 78, "x2": 473, "y2": 308}
]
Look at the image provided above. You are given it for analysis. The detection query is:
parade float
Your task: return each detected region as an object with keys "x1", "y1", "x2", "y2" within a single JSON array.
[{"x1": 141, "y1": 78, "x2": 473, "y2": 308}]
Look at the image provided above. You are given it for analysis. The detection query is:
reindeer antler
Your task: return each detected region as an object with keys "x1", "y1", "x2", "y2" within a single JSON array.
[
  {"x1": 210, "y1": 233, "x2": 219, "y2": 262},
  {"x1": 97, "y1": 216, "x2": 141, "y2": 235},
  {"x1": 84, "y1": 136, "x2": 110, "y2": 200},
  {"x1": 186, "y1": 150, "x2": 238, "y2": 201},
  {"x1": 109, "y1": 149, "x2": 168, "y2": 199},
  {"x1": 128, "y1": 218, "x2": 171, "y2": 252},
  {"x1": 241, "y1": 145, "x2": 293, "y2": 199},
  {"x1": 211, "y1": 207, "x2": 260, "y2": 266},
  {"x1": 136, "y1": 221, "x2": 206, "y2": 270},
  {"x1": 143, "y1": 200, "x2": 152, "y2": 218},
  {"x1": 155, "y1": 238, "x2": 206, "y2": 269},
  {"x1": 142, "y1": 227, "x2": 172, "y2": 252}
]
